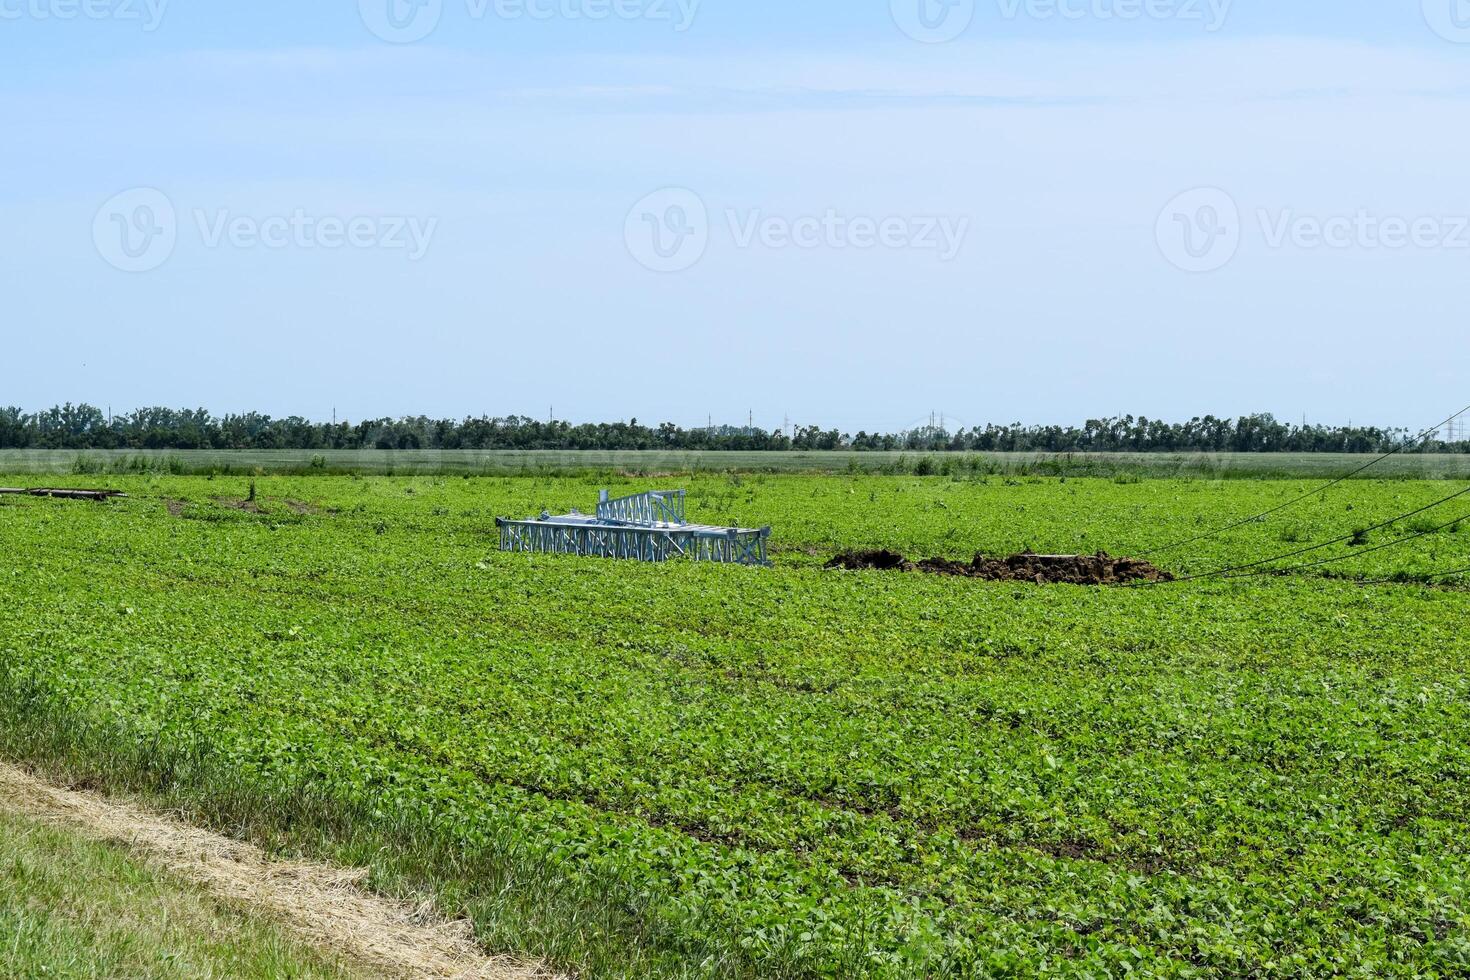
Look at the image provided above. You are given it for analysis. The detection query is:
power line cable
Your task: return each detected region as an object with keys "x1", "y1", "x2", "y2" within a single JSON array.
[
  {"x1": 1138, "y1": 402, "x2": 1470, "y2": 558},
  {"x1": 1212, "y1": 511, "x2": 1469, "y2": 582},
  {"x1": 1355, "y1": 561, "x2": 1470, "y2": 587},
  {"x1": 1138, "y1": 483, "x2": 1470, "y2": 586},
  {"x1": 1171, "y1": 485, "x2": 1470, "y2": 583}
]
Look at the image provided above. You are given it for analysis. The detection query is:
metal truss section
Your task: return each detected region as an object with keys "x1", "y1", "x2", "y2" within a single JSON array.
[
  {"x1": 496, "y1": 489, "x2": 770, "y2": 566},
  {"x1": 596, "y1": 490, "x2": 686, "y2": 526}
]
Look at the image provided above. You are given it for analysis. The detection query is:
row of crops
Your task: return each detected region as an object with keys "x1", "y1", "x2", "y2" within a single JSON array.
[{"x1": 1, "y1": 474, "x2": 1468, "y2": 975}]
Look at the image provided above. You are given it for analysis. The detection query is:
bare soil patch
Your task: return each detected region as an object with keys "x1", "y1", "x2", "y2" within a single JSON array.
[
  {"x1": 0, "y1": 762, "x2": 555, "y2": 980},
  {"x1": 827, "y1": 550, "x2": 1174, "y2": 585},
  {"x1": 215, "y1": 497, "x2": 264, "y2": 514}
]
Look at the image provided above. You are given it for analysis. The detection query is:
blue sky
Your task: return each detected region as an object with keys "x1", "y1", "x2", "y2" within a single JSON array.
[{"x1": 3, "y1": 1, "x2": 1468, "y2": 431}]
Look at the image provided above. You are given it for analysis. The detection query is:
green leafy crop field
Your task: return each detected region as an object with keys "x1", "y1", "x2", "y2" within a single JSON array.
[{"x1": 1, "y1": 474, "x2": 1468, "y2": 976}]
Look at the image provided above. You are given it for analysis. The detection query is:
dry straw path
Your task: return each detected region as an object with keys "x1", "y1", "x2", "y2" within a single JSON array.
[{"x1": 0, "y1": 762, "x2": 556, "y2": 980}]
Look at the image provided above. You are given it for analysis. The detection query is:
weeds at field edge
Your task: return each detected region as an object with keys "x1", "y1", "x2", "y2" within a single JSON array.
[{"x1": 0, "y1": 661, "x2": 764, "y2": 980}]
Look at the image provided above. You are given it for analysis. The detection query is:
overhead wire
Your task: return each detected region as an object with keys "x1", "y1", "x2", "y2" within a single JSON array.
[
  {"x1": 1131, "y1": 483, "x2": 1470, "y2": 586},
  {"x1": 1355, "y1": 563, "x2": 1470, "y2": 588},
  {"x1": 1209, "y1": 511, "x2": 1470, "y2": 583},
  {"x1": 1138, "y1": 402, "x2": 1470, "y2": 558}
]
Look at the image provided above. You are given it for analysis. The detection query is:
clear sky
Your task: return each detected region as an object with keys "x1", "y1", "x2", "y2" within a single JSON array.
[{"x1": 3, "y1": 0, "x2": 1468, "y2": 431}]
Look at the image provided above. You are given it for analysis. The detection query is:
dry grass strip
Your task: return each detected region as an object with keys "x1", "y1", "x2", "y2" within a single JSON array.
[{"x1": 0, "y1": 762, "x2": 560, "y2": 980}]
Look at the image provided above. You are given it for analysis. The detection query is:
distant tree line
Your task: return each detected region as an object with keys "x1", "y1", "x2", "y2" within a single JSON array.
[{"x1": 1, "y1": 405, "x2": 1465, "y2": 454}]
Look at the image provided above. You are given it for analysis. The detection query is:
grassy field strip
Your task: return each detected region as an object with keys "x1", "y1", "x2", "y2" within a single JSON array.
[
  {"x1": 0, "y1": 809, "x2": 362, "y2": 979},
  {"x1": 0, "y1": 762, "x2": 551, "y2": 980},
  {"x1": 3, "y1": 448, "x2": 1470, "y2": 478}
]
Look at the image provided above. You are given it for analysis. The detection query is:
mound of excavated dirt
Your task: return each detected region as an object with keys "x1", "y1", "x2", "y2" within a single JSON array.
[
  {"x1": 826, "y1": 550, "x2": 1173, "y2": 585},
  {"x1": 828, "y1": 549, "x2": 913, "y2": 571}
]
